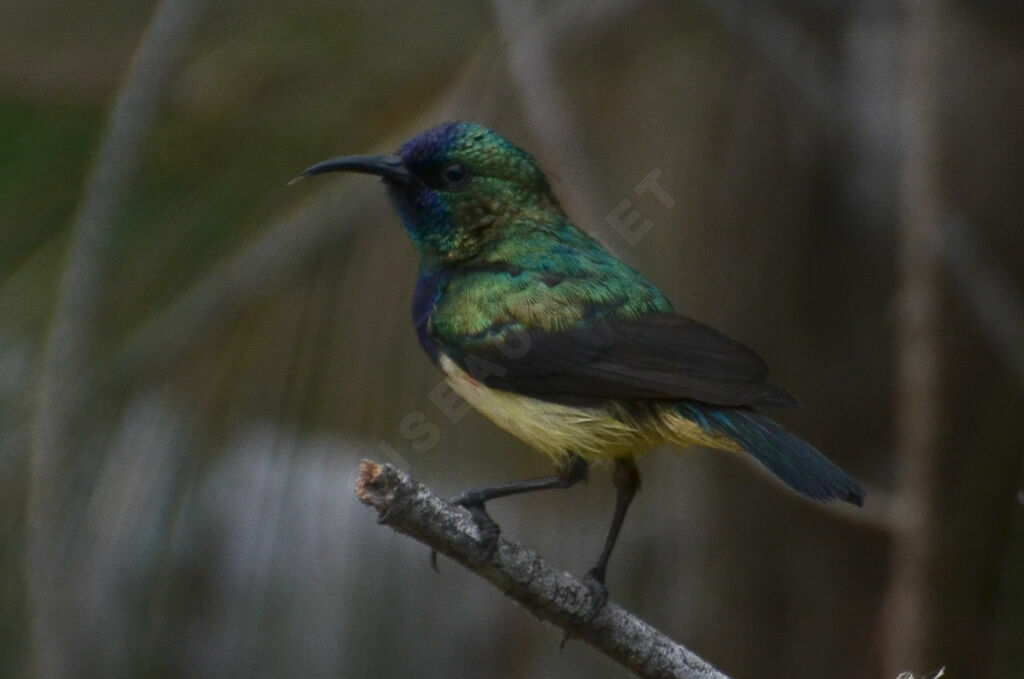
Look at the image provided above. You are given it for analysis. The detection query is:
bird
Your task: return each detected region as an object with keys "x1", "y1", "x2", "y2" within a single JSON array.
[{"x1": 299, "y1": 121, "x2": 864, "y2": 613}]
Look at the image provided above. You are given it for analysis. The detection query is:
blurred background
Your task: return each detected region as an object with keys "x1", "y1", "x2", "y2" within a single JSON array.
[{"x1": 3, "y1": 0, "x2": 1023, "y2": 677}]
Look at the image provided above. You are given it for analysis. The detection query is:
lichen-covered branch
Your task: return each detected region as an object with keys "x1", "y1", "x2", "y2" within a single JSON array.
[{"x1": 354, "y1": 460, "x2": 730, "y2": 679}]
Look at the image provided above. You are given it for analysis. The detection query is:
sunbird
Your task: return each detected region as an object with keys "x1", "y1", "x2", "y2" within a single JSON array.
[{"x1": 301, "y1": 121, "x2": 864, "y2": 611}]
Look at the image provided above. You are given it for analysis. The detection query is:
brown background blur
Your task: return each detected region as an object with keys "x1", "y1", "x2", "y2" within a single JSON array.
[{"x1": 2, "y1": 1, "x2": 1022, "y2": 677}]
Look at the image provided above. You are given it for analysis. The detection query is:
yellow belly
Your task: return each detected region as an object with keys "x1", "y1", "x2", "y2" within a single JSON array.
[{"x1": 438, "y1": 355, "x2": 741, "y2": 467}]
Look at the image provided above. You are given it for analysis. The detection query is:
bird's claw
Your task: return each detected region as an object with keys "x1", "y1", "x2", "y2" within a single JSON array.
[
  {"x1": 582, "y1": 568, "x2": 609, "y2": 621},
  {"x1": 559, "y1": 569, "x2": 609, "y2": 649},
  {"x1": 427, "y1": 495, "x2": 500, "y2": 570},
  {"x1": 453, "y1": 495, "x2": 501, "y2": 564}
]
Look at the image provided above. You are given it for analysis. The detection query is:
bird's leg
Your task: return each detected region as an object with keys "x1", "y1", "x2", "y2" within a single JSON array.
[
  {"x1": 452, "y1": 453, "x2": 588, "y2": 506},
  {"x1": 434, "y1": 454, "x2": 588, "y2": 566},
  {"x1": 583, "y1": 456, "x2": 640, "y2": 619}
]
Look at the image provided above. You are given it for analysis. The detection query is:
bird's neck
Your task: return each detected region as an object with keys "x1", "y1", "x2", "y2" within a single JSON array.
[{"x1": 398, "y1": 187, "x2": 568, "y2": 269}]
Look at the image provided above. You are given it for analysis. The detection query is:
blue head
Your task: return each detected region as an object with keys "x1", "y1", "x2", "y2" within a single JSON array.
[{"x1": 300, "y1": 122, "x2": 564, "y2": 266}]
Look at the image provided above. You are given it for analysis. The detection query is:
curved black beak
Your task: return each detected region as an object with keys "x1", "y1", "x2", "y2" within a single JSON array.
[{"x1": 294, "y1": 154, "x2": 418, "y2": 185}]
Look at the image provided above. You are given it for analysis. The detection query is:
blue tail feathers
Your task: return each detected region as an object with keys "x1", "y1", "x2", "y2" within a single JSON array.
[{"x1": 677, "y1": 403, "x2": 865, "y2": 506}]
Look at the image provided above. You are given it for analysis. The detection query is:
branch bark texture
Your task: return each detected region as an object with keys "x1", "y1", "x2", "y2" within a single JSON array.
[{"x1": 354, "y1": 460, "x2": 729, "y2": 679}]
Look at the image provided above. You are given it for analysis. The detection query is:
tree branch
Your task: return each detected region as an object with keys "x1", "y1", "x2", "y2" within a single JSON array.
[{"x1": 354, "y1": 460, "x2": 730, "y2": 679}]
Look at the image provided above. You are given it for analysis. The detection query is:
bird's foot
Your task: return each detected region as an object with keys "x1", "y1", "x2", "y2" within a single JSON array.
[
  {"x1": 430, "y1": 492, "x2": 501, "y2": 568},
  {"x1": 581, "y1": 567, "x2": 609, "y2": 621},
  {"x1": 559, "y1": 567, "x2": 609, "y2": 649},
  {"x1": 453, "y1": 493, "x2": 501, "y2": 563}
]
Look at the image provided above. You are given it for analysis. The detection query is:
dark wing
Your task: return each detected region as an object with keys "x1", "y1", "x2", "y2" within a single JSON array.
[{"x1": 447, "y1": 313, "x2": 798, "y2": 408}]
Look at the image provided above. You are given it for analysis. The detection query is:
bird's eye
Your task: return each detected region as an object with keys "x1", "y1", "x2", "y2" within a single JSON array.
[{"x1": 442, "y1": 162, "x2": 468, "y2": 186}]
